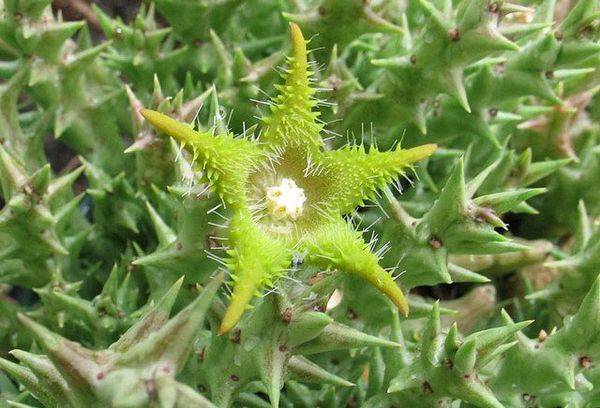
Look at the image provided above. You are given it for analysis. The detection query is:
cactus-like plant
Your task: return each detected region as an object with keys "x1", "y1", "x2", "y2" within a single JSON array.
[{"x1": 0, "y1": 0, "x2": 598, "y2": 407}]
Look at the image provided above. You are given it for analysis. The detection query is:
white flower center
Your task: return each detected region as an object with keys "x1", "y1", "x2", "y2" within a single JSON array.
[{"x1": 266, "y1": 178, "x2": 306, "y2": 220}]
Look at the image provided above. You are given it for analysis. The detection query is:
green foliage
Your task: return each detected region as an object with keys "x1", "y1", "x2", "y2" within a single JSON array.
[{"x1": 0, "y1": 0, "x2": 598, "y2": 407}]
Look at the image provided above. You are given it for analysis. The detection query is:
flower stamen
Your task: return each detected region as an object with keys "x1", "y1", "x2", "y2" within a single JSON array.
[{"x1": 266, "y1": 178, "x2": 306, "y2": 220}]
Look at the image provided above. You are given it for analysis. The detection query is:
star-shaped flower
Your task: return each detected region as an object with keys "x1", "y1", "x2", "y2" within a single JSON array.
[{"x1": 141, "y1": 23, "x2": 436, "y2": 334}]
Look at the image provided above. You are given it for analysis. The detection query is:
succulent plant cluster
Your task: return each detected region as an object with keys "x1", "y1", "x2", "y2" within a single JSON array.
[{"x1": 0, "y1": 0, "x2": 598, "y2": 407}]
